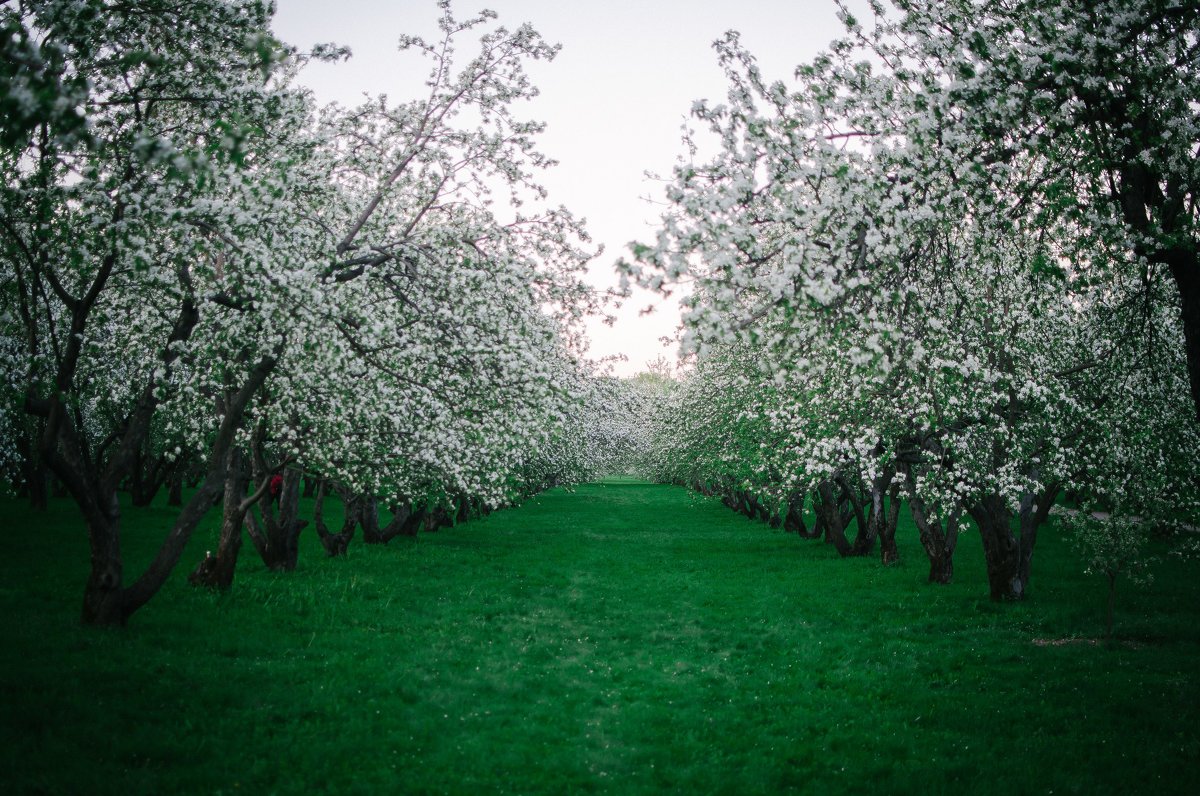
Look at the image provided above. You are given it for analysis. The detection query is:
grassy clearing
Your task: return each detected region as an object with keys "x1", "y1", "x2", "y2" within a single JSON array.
[{"x1": 1, "y1": 480, "x2": 1199, "y2": 794}]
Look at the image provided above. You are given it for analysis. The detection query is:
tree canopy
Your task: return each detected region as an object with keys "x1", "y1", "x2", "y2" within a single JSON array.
[
  {"x1": 0, "y1": 0, "x2": 608, "y2": 623},
  {"x1": 626, "y1": 0, "x2": 1200, "y2": 599}
]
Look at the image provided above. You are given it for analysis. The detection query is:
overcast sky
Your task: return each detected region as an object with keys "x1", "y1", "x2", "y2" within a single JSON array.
[{"x1": 270, "y1": 0, "x2": 857, "y2": 376}]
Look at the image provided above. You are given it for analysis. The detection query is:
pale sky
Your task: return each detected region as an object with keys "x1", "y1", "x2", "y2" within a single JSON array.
[{"x1": 270, "y1": 0, "x2": 857, "y2": 376}]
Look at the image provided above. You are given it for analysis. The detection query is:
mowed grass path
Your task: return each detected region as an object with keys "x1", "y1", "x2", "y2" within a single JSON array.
[{"x1": 2, "y1": 480, "x2": 1199, "y2": 794}]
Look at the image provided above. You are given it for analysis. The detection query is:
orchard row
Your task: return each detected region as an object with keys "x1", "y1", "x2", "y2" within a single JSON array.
[
  {"x1": 0, "y1": 1, "x2": 616, "y2": 625},
  {"x1": 620, "y1": 0, "x2": 1200, "y2": 601}
]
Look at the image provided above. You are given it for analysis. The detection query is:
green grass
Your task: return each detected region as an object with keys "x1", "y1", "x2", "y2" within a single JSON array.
[{"x1": 1, "y1": 480, "x2": 1199, "y2": 794}]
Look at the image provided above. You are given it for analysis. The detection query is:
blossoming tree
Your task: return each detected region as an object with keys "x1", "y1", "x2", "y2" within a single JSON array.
[
  {"x1": 629, "y1": 0, "x2": 1200, "y2": 600},
  {"x1": 0, "y1": 0, "x2": 602, "y2": 622}
]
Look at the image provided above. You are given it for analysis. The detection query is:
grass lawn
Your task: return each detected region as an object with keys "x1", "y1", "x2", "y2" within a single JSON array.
[{"x1": 1, "y1": 480, "x2": 1198, "y2": 794}]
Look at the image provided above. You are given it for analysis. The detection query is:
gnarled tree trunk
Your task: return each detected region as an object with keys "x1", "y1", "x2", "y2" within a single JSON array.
[
  {"x1": 839, "y1": 475, "x2": 873, "y2": 556},
  {"x1": 361, "y1": 497, "x2": 423, "y2": 543},
  {"x1": 862, "y1": 466, "x2": 901, "y2": 563},
  {"x1": 246, "y1": 466, "x2": 308, "y2": 572},
  {"x1": 878, "y1": 484, "x2": 902, "y2": 565},
  {"x1": 787, "y1": 492, "x2": 822, "y2": 539},
  {"x1": 969, "y1": 494, "x2": 1023, "y2": 599},
  {"x1": 314, "y1": 481, "x2": 359, "y2": 556},
  {"x1": 424, "y1": 504, "x2": 456, "y2": 532},
  {"x1": 782, "y1": 493, "x2": 803, "y2": 534},
  {"x1": 902, "y1": 463, "x2": 962, "y2": 583},
  {"x1": 910, "y1": 498, "x2": 959, "y2": 584},
  {"x1": 189, "y1": 447, "x2": 271, "y2": 590},
  {"x1": 814, "y1": 480, "x2": 852, "y2": 556},
  {"x1": 967, "y1": 476, "x2": 1060, "y2": 601},
  {"x1": 81, "y1": 490, "x2": 125, "y2": 625}
]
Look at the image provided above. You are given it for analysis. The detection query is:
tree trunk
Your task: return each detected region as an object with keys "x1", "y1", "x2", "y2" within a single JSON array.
[
  {"x1": 128, "y1": 452, "x2": 151, "y2": 506},
  {"x1": 188, "y1": 448, "x2": 264, "y2": 590},
  {"x1": 734, "y1": 491, "x2": 748, "y2": 518},
  {"x1": 56, "y1": 404, "x2": 231, "y2": 625},
  {"x1": 81, "y1": 474, "x2": 227, "y2": 623},
  {"x1": 1168, "y1": 245, "x2": 1200, "y2": 422},
  {"x1": 879, "y1": 485, "x2": 901, "y2": 565},
  {"x1": 911, "y1": 500, "x2": 959, "y2": 585},
  {"x1": 314, "y1": 481, "x2": 358, "y2": 556},
  {"x1": 1017, "y1": 480, "x2": 1060, "y2": 591},
  {"x1": 129, "y1": 475, "x2": 164, "y2": 506},
  {"x1": 903, "y1": 465, "x2": 961, "y2": 584},
  {"x1": 862, "y1": 477, "x2": 883, "y2": 548},
  {"x1": 361, "y1": 497, "x2": 422, "y2": 543},
  {"x1": 927, "y1": 548, "x2": 954, "y2": 584},
  {"x1": 247, "y1": 467, "x2": 308, "y2": 571},
  {"x1": 425, "y1": 505, "x2": 455, "y2": 532},
  {"x1": 793, "y1": 492, "x2": 822, "y2": 539},
  {"x1": 782, "y1": 493, "x2": 807, "y2": 535},
  {"x1": 965, "y1": 476, "x2": 1058, "y2": 602},
  {"x1": 751, "y1": 494, "x2": 772, "y2": 524},
  {"x1": 815, "y1": 480, "x2": 852, "y2": 556},
  {"x1": 81, "y1": 491, "x2": 125, "y2": 625},
  {"x1": 840, "y1": 476, "x2": 874, "y2": 556},
  {"x1": 969, "y1": 494, "x2": 1025, "y2": 600}
]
